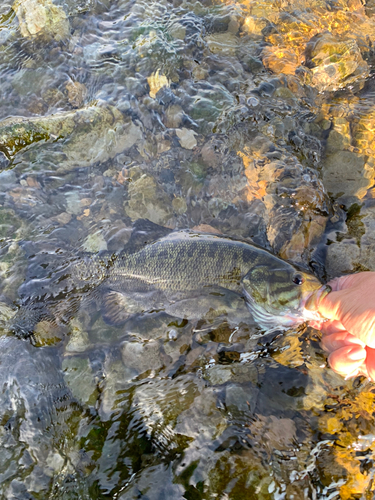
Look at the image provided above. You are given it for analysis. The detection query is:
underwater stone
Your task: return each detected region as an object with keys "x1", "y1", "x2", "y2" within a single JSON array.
[
  {"x1": 65, "y1": 81, "x2": 87, "y2": 108},
  {"x1": 99, "y1": 356, "x2": 136, "y2": 421},
  {"x1": 306, "y1": 33, "x2": 369, "y2": 92},
  {"x1": 192, "y1": 64, "x2": 209, "y2": 81},
  {"x1": 205, "y1": 365, "x2": 232, "y2": 385},
  {"x1": 168, "y1": 21, "x2": 186, "y2": 40},
  {"x1": 0, "y1": 169, "x2": 16, "y2": 189},
  {"x1": 0, "y1": 208, "x2": 24, "y2": 238},
  {"x1": 82, "y1": 232, "x2": 107, "y2": 253},
  {"x1": 0, "y1": 151, "x2": 10, "y2": 170},
  {"x1": 323, "y1": 203, "x2": 375, "y2": 276},
  {"x1": 65, "y1": 191, "x2": 81, "y2": 215},
  {"x1": 205, "y1": 32, "x2": 239, "y2": 56},
  {"x1": 172, "y1": 196, "x2": 187, "y2": 215},
  {"x1": 121, "y1": 340, "x2": 164, "y2": 373},
  {"x1": 62, "y1": 355, "x2": 98, "y2": 406},
  {"x1": 119, "y1": 464, "x2": 184, "y2": 499},
  {"x1": 124, "y1": 172, "x2": 172, "y2": 224},
  {"x1": 65, "y1": 319, "x2": 91, "y2": 353},
  {"x1": 201, "y1": 139, "x2": 221, "y2": 168},
  {"x1": 242, "y1": 15, "x2": 267, "y2": 37},
  {"x1": 262, "y1": 46, "x2": 299, "y2": 76},
  {"x1": 0, "y1": 102, "x2": 143, "y2": 170},
  {"x1": 322, "y1": 150, "x2": 370, "y2": 200},
  {"x1": 33, "y1": 320, "x2": 64, "y2": 346},
  {"x1": 42, "y1": 87, "x2": 67, "y2": 108},
  {"x1": 164, "y1": 104, "x2": 184, "y2": 128},
  {"x1": 147, "y1": 69, "x2": 170, "y2": 99},
  {"x1": 176, "y1": 127, "x2": 198, "y2": 149},
  {"x1": 326, "y1": 118, "x2": 351, "y2": 153},
  {"x1": 279, "y1": 215, "x2": 327, "y2": 262},
  {"x1": 13, "y1": 0, "x2": 70, "y2": 41},
  {"x1": 225, "y1": 383, "x2": 259, "y2": 413},
  {"x1": 354, "y1": 205, "x2": 375, "y2": 272},
  {"x1": 325, "y1": 239, "x2": 361, "y2": 278}
]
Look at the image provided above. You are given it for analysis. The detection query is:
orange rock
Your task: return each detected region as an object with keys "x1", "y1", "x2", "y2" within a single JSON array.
[
  {"x1": 26, "y1": 176, "x2": 40, "y2": 188},
  {"x1": 279, "y1": 215, "x2": 327, "y2": 262},
  {"x1": 80, "y1": 198, "x2": 92, "y2": 207},
  {"x1": 262, "y1": 46, "x2": 299, "y2": 75},
  {"x1": 65, "y1": 81, "x2": 87, "y2": 108}
]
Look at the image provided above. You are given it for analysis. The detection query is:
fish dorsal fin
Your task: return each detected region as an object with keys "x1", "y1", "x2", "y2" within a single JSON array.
[{"x1": 123, "y1": 219, "x2": 173, "y2": 255}]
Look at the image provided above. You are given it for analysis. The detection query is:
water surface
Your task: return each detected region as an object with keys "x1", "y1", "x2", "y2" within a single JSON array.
[{"x1": 1, "y1": 0, "x2": 375, "y2": 498}]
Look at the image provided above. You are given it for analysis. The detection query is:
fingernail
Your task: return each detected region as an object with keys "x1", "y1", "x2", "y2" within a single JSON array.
[{"x1": 347, "y1": 346, "x2": 366, "y2": 361}]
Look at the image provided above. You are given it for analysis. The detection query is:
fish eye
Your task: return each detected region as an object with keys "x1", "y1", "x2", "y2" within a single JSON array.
[{"x1": 292, "y1": 273, "x2": 304, "y2": 285}]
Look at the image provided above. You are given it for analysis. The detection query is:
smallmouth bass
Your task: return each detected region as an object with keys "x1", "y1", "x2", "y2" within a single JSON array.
[{"x1": 10, "y1": 229, "x2": 329, "y2": 338}]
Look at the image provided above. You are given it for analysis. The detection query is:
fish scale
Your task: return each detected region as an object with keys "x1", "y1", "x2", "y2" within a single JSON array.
[{"x1": 109, "y1": 235, "x2": 256, "y2": 291}]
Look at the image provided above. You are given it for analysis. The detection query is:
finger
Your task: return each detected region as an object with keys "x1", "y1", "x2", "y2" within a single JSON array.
[
  {"x1": 357, "y1": 363, "x2": 369, "y2": 379},
  {"x1": 310, "y1": 319, "x2": 345, "y2": 334},
  {"x1": 366, "y1": 346, "x2": 375, "y2": 381},
  {"x1": 327, "y1": 344, "x2": 367, "y2": 377},
  {"x1": 321, "y1": 331, "x2": 366, "y2": 353},
  {"x1": 317, "y1": 288, "x2": 351, "y2": 321},
  {"x1": 319, "y1": 320, "x2": 346, "y2": 335},
  {"x1": 327, "y1": 274, "x2": 361, "y2": 292},
  {"x1": 309, "y1": 319, "x2": 325, "y2": 330}
]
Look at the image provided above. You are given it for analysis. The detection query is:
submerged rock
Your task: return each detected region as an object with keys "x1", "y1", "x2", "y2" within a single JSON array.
[
  {"x1": 13, "y1": 0, "x2": 70, "y2": 41},
  {"x1": 0, "y1": 101, "x2": 143, "y2": 170},
  {"x1": 119, "y1": 464, "x2": 185, "y2": 500},
  {"x1": 65, "y1": 81, "x2": 88, "y2": 108},
  {"x1": 205, "y1": 32, "x2": 239, "y2": 56},
  {"x1": 237, "y1": 134, "x2": 330, "y2": 262},
  {"x1": 322, "y1": 150, "x2": 370, "y2": 201},
  {"x1": 176, "y1": 127, "x2": 197, "y2": 149},
  {"x1": 262, "y1": 46, "x2": 299, "y2": 76},
  {"x1": 147, "y1": 69, "x2": 170, "y2": 99},
  {"x1": 62, "y1": 355, "x2": 98, "y2": 406},
  {"x1": 124, "y1": 169, "x2": 172, "y2": 224},
  {"x1": 306, "y1": 33, "x2": 369, "y2": 92},
  {"x1": 0, "y1": 337, "x2": 81, "y2": 498},
  {"x1": 82, "y1": 231, "x2": 107, "y2": 253},
  {"x1": 325, "y1": 203, "x2": 375, "y2": 277}
]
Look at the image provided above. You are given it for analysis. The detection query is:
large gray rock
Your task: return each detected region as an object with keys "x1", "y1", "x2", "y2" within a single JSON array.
[
  {"x1": 0, "y1": 101, "x2": 143, "y2": 171},
  {"x1": 322, "y1": 150, "x2": 370, "y2": 201},
  {"x1": 325, "y1": 204, "x2": 375, "y2": 278}
]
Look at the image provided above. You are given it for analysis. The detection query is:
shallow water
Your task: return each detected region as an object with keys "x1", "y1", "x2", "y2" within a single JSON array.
[{"x1": 1, "y1": 0, "x2": 375, "y2": 498}]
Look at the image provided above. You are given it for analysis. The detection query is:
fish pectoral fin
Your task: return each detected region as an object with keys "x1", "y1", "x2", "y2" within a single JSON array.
[
  {"x1": 164, "y1": 289, "x2": 240, "y2": 320},
  {"x1": 101, "y1": 291, "x2": 145, "y2": 326}
]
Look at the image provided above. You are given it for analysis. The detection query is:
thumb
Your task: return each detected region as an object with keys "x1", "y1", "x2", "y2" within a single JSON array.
[{"x1": 317, "y1": 289, "x2": 349, "y2": 321}]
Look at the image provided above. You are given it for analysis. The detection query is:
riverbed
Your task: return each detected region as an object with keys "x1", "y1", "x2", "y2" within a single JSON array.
[{"x1": 0, "y1": 0, "x2": 375, "y2": 498}]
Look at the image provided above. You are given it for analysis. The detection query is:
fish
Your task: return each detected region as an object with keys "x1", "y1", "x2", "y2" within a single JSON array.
[{"x1": 8, "y1": 223, "x2": 330, "y2": 339}]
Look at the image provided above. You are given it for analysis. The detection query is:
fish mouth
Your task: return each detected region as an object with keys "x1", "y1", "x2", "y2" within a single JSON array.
[
  {"x1": 243, "y1": 290, "x2": 313, "y2": 331},
  {"x1": 301, "y1": 285, "x2": 332, "y2": 321},
  {"x1": 243, "y1": 284, "x2": 332, "y2": 331}
]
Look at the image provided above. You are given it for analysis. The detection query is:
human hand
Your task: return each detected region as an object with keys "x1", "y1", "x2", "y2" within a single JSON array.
[{"x1": 310, "y1": 272, "x2": 375, "y2": 381}]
